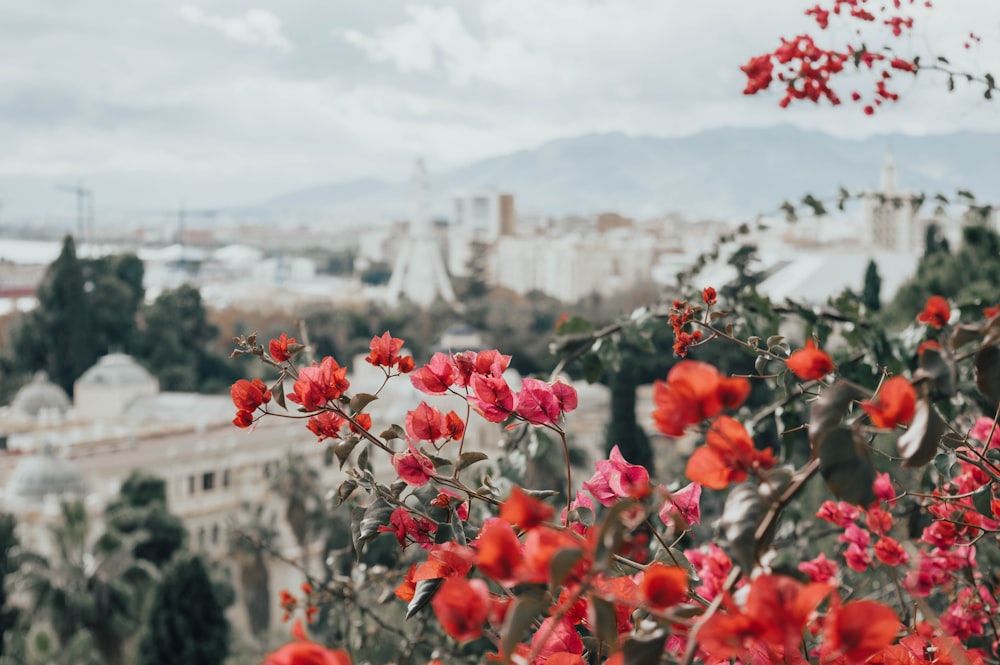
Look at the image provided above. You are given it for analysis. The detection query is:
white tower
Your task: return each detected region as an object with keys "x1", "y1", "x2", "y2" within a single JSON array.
[
  {"x1": 385, "y1": 160, "x2": 456, "y2": 308},
  {"x1": 864, "y1": 151, "x2": 920, "y2": 254}
]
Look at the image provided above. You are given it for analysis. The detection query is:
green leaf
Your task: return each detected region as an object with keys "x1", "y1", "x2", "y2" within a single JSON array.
[
  {"x1": 406, "y1": 578, "x2": 442, "y2": 620},
  {"x1": 334, "y1": 436, "x2": 360, "y2": 469},
  {"x1": 972, "y1": 485, "x2": 994, "y2": 517},
  {"x1": 914, "y1": 346, "x2": 956, "y2": 399},
  {"x1": 975, "y1": 345, "x2": 1000, "y2": 402},
  {"x1": 336, "y1": 479, "x2": 358, "y2": 506},
  {"x1": 898, "y1": 399, "x2": 946, "y2": 468},
  {"x1": 380, "y1": 424, "x2": 406, "y2": 441},
  {"x1": 933, "y1": 451, "x2": 957, "y2": 480},
  {"x1": 957, "y1": 189, "x2": 976, "y2": 201},
  {"x1": 456, "y1": 451, "x2": 489, "y2": 472},
  {"x1": 621, "y1": 630, "x2": 669, "y2": 665},
  {"x1": 270, "y1": 379, "x2": 286, "y2": 410},
  {"x1": 951, "y1": 323, "x2": 984, "y2": 350},
  {"x1": 938, "y1": 56, "x2": 951, "y2": 64},
  {"x1": 350, "y1": 392, "x2": 378, "y2": 413},
  {"x1": 589, "y1": 595, "x2": 620, "y2": 649},
  {"x1": 556, "y1": 316, "x2": 593, "y2": 336},
  {"x1": 808, "y1": 381, "x2": 864, "y2": 453},
  {"x1": 818, "y1": 426, "x2": 875, "y2": 506},
  {"x1": 720, "y1": 481, "x2": 766, "y2": 572},
  {"x1": 549, "y1": 548, "x2": 584, "y2": 594},
  {"x1": 500, "y1": 595, "x2": 548, "y2": 663},
  {"x1": 358, "y1": 497, "x2": 394, "y2": 543}
]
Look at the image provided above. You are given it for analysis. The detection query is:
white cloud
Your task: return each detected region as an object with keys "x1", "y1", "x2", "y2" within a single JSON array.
[{"x1": 178, "y1": 5, "x2": 293, "y2": 52}]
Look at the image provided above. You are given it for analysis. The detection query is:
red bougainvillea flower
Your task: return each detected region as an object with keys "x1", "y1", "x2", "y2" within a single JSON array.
[
  {"x1": 261, "y1": 620, "x2": 352, "y2": 665},
  {"x1": 685, "y1": 416, "x2": 776, "y2": 490},
  {"x1": 873, "y1": 536, "x2": 909, "y2": 566},
  {"x1": 414, "y1": 542, "x2": 474, "y2": 582},
  {"x1": 861, "y1": 376, "x2": 916, "y2": 429},
  {"x1": 348, "y1": 412, "x2": 371, "y2": 434},
  {"x1": 431, "y1": 577, "x2": 491, "y2": 643},
  {"x1": 583, "y1": 445, "x2": 650, "y2": 507},
  {"x1": 392, "y1": 441, "x2": 437, "y2": 486},
  {"x1": 786, "y1": 338, "x2": 835, "y2": 380},
  {"x1": 652, "y1": 361, "x2": 751, "y2": 436},
  {"x1": 365, "y1": 331, "x2": 405, "y2": 368},
  {"x1": 474, "y1": 518, "x2": 524, "y2": 584},
  {"x1": 410, "y1": 352, "x2": 456, "y2": 394},
  {"x1": 521, "y1": 526, "x2": 587, "y2": 585},
  {"x1": 499, "y1": 486, "x2": 555, "y2": 530},
  {"x1": 269, "y1": 333, "x2": 297, "y2": 363},
  {"x1": 231, "y1": 378, "x2": 271, "y2": 427},
  {"x1": 515, "y1": 377, "x2": 563, "y2": 425},
  {"x1": 232, "y1": 378, "x2": 271, "y2": 412},
  {"x1": 821, "y1": 597, "x2": 901, "y2": 664},
  {"x1": 639, "y1": 563, "x2": 688, "y2": 610},
  {"x1": 658, "y1": 482, "x2": 702, "y2": 529},
  {"x1": 306, "y1": 411, "x2": 346, "y2": 441},
  {"x1": 287, "y1": 357, "x2": 350, "y2": 411},
  {"x1": 700, "y1": 575, "x2": 832, "y2": 663},
  {"x1": 378, "y1": 506, "x2": 436, "y2": 549},
  {"x1": 917, "y1": 295, "x2": 951, "y2": 328},
  {"x1": 702, "y1": 286, "x2": 718, "y2": 306}
]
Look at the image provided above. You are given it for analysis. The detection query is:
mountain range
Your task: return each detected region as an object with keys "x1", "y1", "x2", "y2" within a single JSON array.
[{"x1": 252, "y1": 124, "x2": 1000, "y2": 222}]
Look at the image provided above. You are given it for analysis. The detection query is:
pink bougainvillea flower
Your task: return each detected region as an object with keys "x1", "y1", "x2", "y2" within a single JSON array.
[
  {"x1": 468, "y1": 374, "x2": 515, "y2": 423},
  {"x1": 515, "y1": 377, "x2": 562, "y2": 425},
  {"x1": 392, "y1": 441, "x2": 437, "y2": 486},
  {"x1": 583, "y1": 445, "x2": 650, "y2": 507},
  {"x1": 970, "y1": 416, "x2": 1000, "y2": 447},
  {"x1": 658, "y1": 482, "x2": 702, "y2": 528},
  {"x1": 287, "y1": 357, "x2": 350, "y2": 411},
  {"x1": 410, "y1": 352, "x2": 456, "y2": 395}
]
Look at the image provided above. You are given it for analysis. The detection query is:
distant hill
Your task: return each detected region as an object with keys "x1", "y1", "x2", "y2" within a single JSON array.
[{"x1": 252, "y1": 125, "x2": 1000, "y2": 222}]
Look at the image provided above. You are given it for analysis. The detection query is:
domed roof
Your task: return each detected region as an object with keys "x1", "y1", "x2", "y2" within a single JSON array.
[
  {"x1": 76, "y1": 353, "x2": 156, "y2": 387},
  {"x1": 10, "y1": 372, "x2": 71, "y2": 417},
  {"x1": 6, "y1": 449, "x2": 86, "y2": 505}
]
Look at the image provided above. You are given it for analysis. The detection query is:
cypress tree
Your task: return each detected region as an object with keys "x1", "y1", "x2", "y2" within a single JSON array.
[
  {"x1": 862, "y1": 259, "x2": 882, "y2": 312},
  {"x1": 136, "y1": 555, "x2": 230, "y2": 665}
]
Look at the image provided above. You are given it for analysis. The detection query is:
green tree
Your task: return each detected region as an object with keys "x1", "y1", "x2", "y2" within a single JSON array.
[
  {"x1": 18, "y1": 501, "x2": 154, "y2": 665},
  {"x1": 861, "y1": 259, "x2": 882, "y2": 312},
  {"x1": 605, "y1": 354, "x2": 654, "y2": 471},
  {"x1": 10, "y1": 236, "x2": 96, "y2": 393},
  {"x1": 923, "y1": 221, "x2": 951, "y2": 259},
  {"x1": 136, "y1": 555, "x2": 230, "y2": 665},
  {"x1": 139, "y1": 284, "x2": 238, "y2": 392},
  {"x1": 0, "y1": 514, "x2": 19, "y2": 659},
  {"x1": 105, "y1": 472, "x2": 186, "y2": 568},
  {"x1": 82, "y1": 254, "x2": 145, "y2": 355}
]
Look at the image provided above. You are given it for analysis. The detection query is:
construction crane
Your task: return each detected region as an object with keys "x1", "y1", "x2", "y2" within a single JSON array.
[{"x1": 55, "y1": 183, "x2": 93, "y2": 241}]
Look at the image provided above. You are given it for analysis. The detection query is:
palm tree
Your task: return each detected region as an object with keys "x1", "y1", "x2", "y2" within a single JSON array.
[
  {"x1": 269, "y1": 452, "x2": 323, "y2": 571},
  {"x1": 227, "y1": 503, "x2": 278, "y2": 637},
  {"x1": 16, "y1": 501, "x2": 155, "y2": 665}
]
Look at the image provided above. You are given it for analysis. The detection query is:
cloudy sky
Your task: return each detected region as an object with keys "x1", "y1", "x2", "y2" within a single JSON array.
[{"x1": 2, "y1": 1, "x2": 999, "y2": 217}]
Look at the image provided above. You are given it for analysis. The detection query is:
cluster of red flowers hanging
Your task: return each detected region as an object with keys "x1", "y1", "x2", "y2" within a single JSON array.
[{"x1": 742, "y1": 0, "x2": 930, "y2": 113}]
